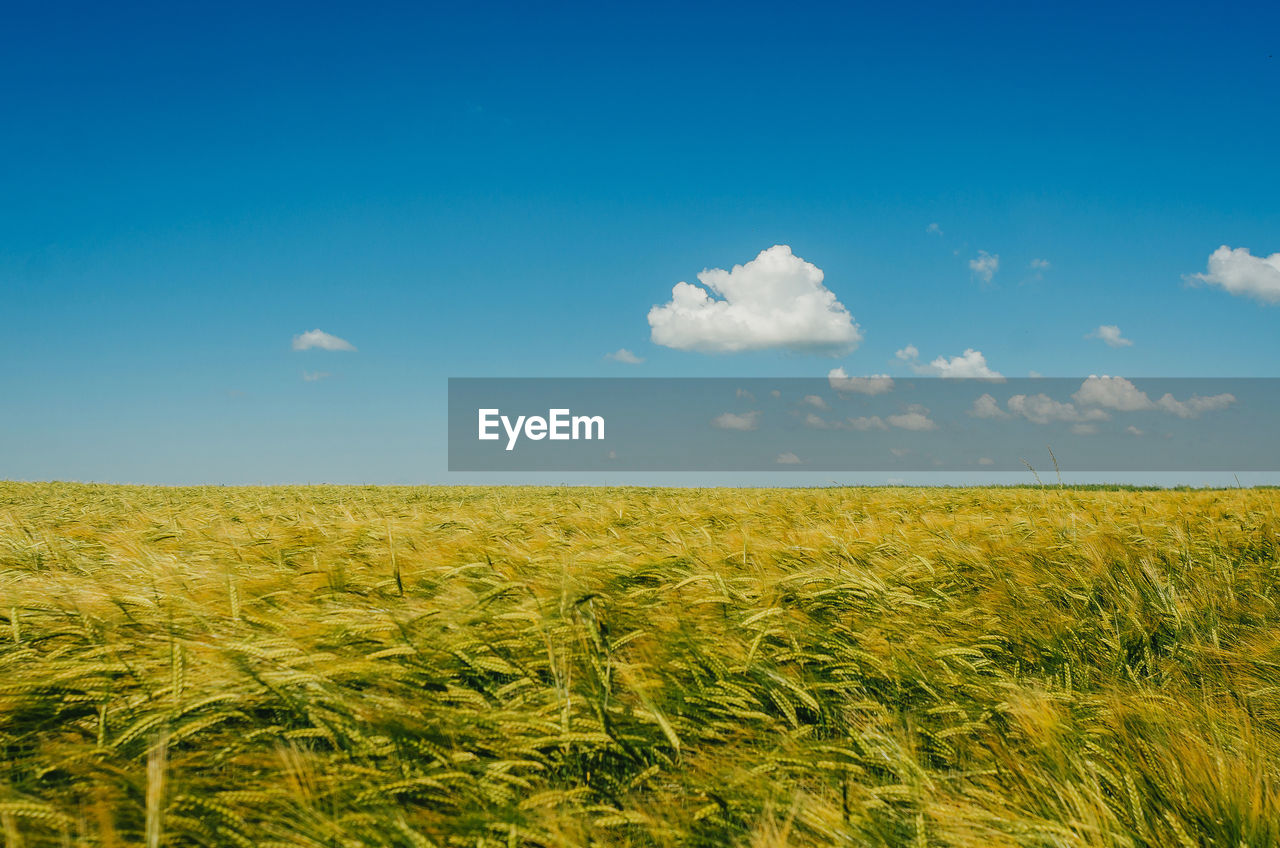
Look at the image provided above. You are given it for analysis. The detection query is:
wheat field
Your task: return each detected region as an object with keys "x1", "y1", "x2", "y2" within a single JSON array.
[{"x1": 1, "y1": 482, "x2": 1278, "y2": 847}]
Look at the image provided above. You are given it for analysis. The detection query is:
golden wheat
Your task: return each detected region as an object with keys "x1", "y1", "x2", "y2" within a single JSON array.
[{"x1": 1, "y1": 483, "x2": 1277, "y2": 846}]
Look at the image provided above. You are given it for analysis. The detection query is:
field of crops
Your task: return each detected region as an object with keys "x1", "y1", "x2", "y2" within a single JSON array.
[{"x1": 1, "y1": 482, "x2": 1278, "y2": 847}]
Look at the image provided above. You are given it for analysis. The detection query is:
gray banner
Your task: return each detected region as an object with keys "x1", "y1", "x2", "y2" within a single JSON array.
[{"x1": 448, "y1": 378, "x2": 1279, "y2": 471}]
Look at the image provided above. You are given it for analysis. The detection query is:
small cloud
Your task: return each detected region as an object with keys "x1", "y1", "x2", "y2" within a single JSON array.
[
  {"x1": 889, "y1": 448, "x2": 911, "y2": 458},
  {"x1": 927, "y1": 222, "x2": 943, "y2": 235},
  {"x1": 1156, "y1": 392, "x2": 1235, "y2": 419},
  {"x1": 804, "y1": 413, "x2": 833, "y2": 429},
  {"x1": 1026, "y1": 258, "x2": 1051, "y2": 283},
  {"x1": 302, "y1": 371, "x2": 331, "y2": 382},
  {"x1": 847, "y1": 415, "x2": 888, "y2": 431},
  {"x1": 801, "y1": 394, "x2": 829, "y2": 410},
  {"x1": 1126, "y1": 425, "x2": 1144, "y2": 436},
  {"x1": 886, "y1": 404, "x2": 937, "y2": 431},
  {"x1": 828, "y1": 367, "x2": 894, "y2": 395},
  {"x1": 293, "y1": 329, "x2": 357, "y2": 352},
  {"x1": 712, "y1": 411, "x2": 760, "y2": 431},
  {"x1": 978, "y1": 456, "x2": 994, "y2": 465},
  {"x1": 968, "y1": 393, "x2": 1009, "y2": 419},
  {"x1": 897, "y1": 345, "x2": 1004, "y2": 380},
  {"x1": 1087, "y1": 325, "x2": 1134, "y2": 348},
  {"x1": 648, "y1": 245, "x2": 862, "y2": 354},
  {"x1": 736, "y1": 388, "x2": 755, "y2": 400},
  {"x1": 1007, "y1": 394, "x2": 1110, "y2": 425},
  {"x1": 1028, "y1": 370, "x2": 1044, "y2": 378},
  {"x1": 1187, "y1": 245, "x2": 1280, "y2": 304},
  {"x1": 776, "y1": 452, "x2": 803, "y2": 465},
  {"x1": 968, "y1": 251, "x2": 999, "y2": 284},
  {"x1": 1072, "y1": 423, "x2": 1099, "y2": 435},
  {"x1": 605, "y1": 348, "x2": 645, "y2": 364},
  {"x1": 770, "y1": 389, "x2": 781, "y2": 398}
]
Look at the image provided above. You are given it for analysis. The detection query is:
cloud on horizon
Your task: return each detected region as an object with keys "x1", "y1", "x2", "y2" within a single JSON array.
[{"x1": 968, "y1": 377, "x2": 1237, "y2": 426}]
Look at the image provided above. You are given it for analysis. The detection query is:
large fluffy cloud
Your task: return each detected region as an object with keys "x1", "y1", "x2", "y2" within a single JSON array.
[
  {"x1": 1189, "y1": 246, "x2": 1280, "y2": 304},
  {"x1": 648, "y1": 246, "x2": 862, "y2": 354}
]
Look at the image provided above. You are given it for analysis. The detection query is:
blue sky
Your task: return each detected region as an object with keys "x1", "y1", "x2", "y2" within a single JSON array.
[{"x1": 3, "y1": 0, "x2": 1278, "y2": 483}]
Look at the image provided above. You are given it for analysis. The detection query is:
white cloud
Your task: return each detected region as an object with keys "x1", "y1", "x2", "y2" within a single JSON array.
[
  {"x1": 1087, "y1": 325, "x2": 1133, "y2": 348},
  {"x1": 828, "y1": 368, "x2": 894, "y2": 395},
  {"x1": 968, "y1": 393, "x2": 1009, "y2": 419},
  {"x1": 776, "y1": 452, "x2": 803, "y2": 465},
  {"x1": 804, "y1": 413, "x2": 833, "y2": 429},
  {"x1": 292, "y1": 329, "x2": 356, "y2": 352},
  {"x1": 978, "y1": 456, "x2": 994, "y2": 465},
  {"x1": 736, "y1": 388, "x2": 755, "y2": 400},
  {"x1": 1072, "y1": 423, "x2": 1099, "y2": 435},
  {"x1": 648, "y1": 245, "x2": 862, "y2": 354},
  {"x1": 968, "y1": 251, "x2": 999, "y2": 284},
  {"x1": 711, "y1": 411, "x2": 760, "y2": 431},
  {"x1": 1007, "y1": 394, "x2": 1110, "y2": 425},
  {"x1": 847, "y1": 415, "x2": 888, "y2": 431},
  {"x1": 1126, "y1": 425, "x2": 1144, "y2": 436},
  {"x1": 1073, "y1": 376, "x2": 1236, "y2": 420},
  {"x1": 1155, "y1": 392, "x2": 1236, "y2": 419},
  {"x1": 801, "y1": 394, "x2": 829, "y2": 410},
  {"x1": 886, "y1": 404, "x2": 937, "y2": 431},
  {"x1": 927, "y1": 222, "x2": 943, "y2": 235},
  {"x1": 1188, "y1": 245, "x2": 1280, "y2": 304},
  {"x1": 605, "y1": 348, "x2": 645, "y2": 364},
  {"x1": 1030, "y1": 258, "x2": 1050, "y2": 270},
  {"x1": 1072, "y1": 376, "x2": 1153, "y2": 411},
  {"x1": 302, "y1": 371, "x2": 331, "y2": 382},
  {"x1": 897, "y1": 345, "x2": 1004, "y2": 379}
]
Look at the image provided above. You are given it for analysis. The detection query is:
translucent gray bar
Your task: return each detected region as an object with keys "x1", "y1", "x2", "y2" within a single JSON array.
[{"x1": 448, "y1": 378, "x2": 1280, "y2": 471}]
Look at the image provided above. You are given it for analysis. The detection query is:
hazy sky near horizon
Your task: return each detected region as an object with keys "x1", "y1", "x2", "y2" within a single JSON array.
[{"x1": 3, "y1": 0, "x2": 1278, "y2": 484}]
